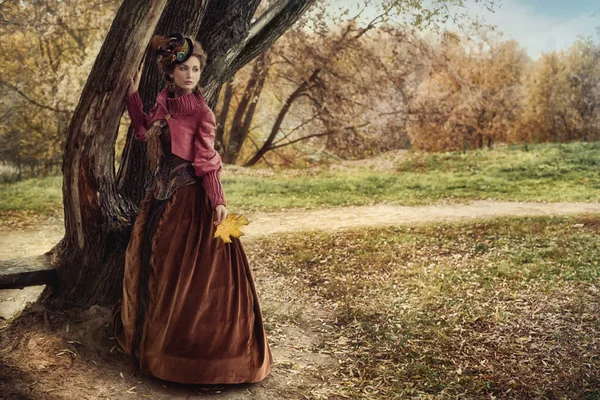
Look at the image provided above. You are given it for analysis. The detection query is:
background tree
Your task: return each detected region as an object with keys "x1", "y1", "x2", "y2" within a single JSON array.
[
  {"x1": 0, "y1": 0, "x2": 120, "y2": 180},
  {"x1": 518, "y1": 38, "x2": 600, "y2": 143},
  {"x1": 218, "y1": 0, "x2": 487, "y2": 167},
  {"x1": 406, "y1": 33, "x2": 530, "y2": 152},
  {"x1": 38, "y1": 0, "x2": 317, "y2": 308},
  {"x1": 221, "y1": 51, "x2": 271, "y2": 164}
]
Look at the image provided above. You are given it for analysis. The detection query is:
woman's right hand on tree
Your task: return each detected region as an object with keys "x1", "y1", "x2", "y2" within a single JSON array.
[{"x1": 127, "y1": 68, "x2": 141, "y2": 96}]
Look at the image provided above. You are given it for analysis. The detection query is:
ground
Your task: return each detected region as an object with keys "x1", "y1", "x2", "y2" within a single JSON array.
[{"x1": 1, "y1": 200, "x2": 599, "y2": 399}]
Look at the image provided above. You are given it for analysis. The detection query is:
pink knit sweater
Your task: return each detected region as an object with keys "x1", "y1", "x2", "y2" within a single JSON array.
[{"x1": 125, "y1": 90, "x2": 226, "y2": 209}]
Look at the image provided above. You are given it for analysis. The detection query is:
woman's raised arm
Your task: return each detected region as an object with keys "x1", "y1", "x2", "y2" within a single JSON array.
[
  {"x1": 124, "y1": 91, "x2": 156, "y2": 142},
  {"x1": 124, "y1": 70, "x2": 155, "y2": 141}
]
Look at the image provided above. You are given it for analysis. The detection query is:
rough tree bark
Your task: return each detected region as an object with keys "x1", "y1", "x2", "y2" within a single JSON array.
[
  {"x1": 38, "y1": 0, "x2": 169, "y2": 308},
  {"x1": 37, "y1": 0, "x2": 316, "y2": 309}
]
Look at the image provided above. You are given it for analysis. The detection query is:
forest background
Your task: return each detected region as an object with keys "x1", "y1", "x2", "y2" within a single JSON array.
[
  {"x1": 1, "y1": 1, "x2": 600, "y2": 399},
  {"x1": 1, "y1": 0, "x2": 599, "y2": 181}
]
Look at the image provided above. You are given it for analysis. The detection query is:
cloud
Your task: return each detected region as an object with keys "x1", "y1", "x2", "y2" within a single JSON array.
[
  {"x1": 473, "y1": 0, "x2": 597, "y2": 58},
  {"x1": 325, "y1": 0, "x2": 597, "y2": 59}
]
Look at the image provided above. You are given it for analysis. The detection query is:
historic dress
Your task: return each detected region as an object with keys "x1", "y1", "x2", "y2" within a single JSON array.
[{"x1": 112, "y1": 90, "x2": 273, "y2": 384}]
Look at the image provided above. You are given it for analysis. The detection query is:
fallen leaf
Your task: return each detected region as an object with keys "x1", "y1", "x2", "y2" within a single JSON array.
[{"x1": 214, "y1": 214, "x2": 249, "y2": 243}]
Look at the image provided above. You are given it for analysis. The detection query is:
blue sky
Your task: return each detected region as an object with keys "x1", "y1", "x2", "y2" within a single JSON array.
[
  {"x1": 328, "y1": 0, "x2": 599, "y2": 59},
  {"x1": 513, "y1": 0, "x2": 598, "y2": 19},
  {"x1": 465, "y1": 0, "x2": 599, "y2": 58}
]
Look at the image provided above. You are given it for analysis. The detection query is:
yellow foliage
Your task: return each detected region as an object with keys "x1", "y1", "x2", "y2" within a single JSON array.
[
  {"x1": 0, "y1": 0, "x2": 119, "y2": 176},
  {"x1": 407, "y1": 36, "x2": 530, "y2": 152},
  {"x1": 407, "y1": 32, "x2": 600, "y2": 152},
  {"x1": 213, "y1": 213, "x2": 249, "y2": 243},
  {"x1": 517, "y1": 38, "x2": 600, "y2": 143}
]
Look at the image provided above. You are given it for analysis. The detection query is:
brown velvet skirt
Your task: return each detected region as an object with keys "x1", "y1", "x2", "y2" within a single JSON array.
[{"x1": 113, "y1": 180, "x2": 273, "y2": 384}]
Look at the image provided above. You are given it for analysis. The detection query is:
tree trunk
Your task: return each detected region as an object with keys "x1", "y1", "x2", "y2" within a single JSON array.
[
  {"x1": 224, "y1": 51, "x2": 269, "y2": 164},
  {"x1": 198, "y1": 0, "x2": 316, "y2": 104},
  {"x1": 215, "y1": 78, "x2": 234, "y2": 153},
  {"x1": 39, "y1": 0, "x2": 169, "y2": 308},
  {"x1": 224, "y1": 63, "x2": 260, "y2": 163},
  {"x1": 244, "y1": 68, "x2": 320, "y2": 166},
  {"x1": 238, "y1": 61, "x2": 268, "y2": 153},
  {"x1": 40, "y1": 0, "x2": 316, "y2": 308}
]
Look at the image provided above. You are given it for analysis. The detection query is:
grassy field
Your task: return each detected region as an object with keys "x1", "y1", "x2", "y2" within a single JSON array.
[
  {"x1": 253, "y1": 214, "x2": 600, "y2": 399},
  {"x1": 0, "y1": 175, "x2": 63, "y2": 214},
  {"x1": 1, "y1": 142, "x2": 599, "y2": 213},
  {"x1": 1, "y1": 143, "x2": 599, "y2": 399}
]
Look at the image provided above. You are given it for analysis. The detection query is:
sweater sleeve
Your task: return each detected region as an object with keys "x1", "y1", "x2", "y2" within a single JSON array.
[
  {"x1": 193, "y1": 104, "x2": 223, "y2": 176},
  {"x1": 201, "y1": 167, "x2": 226, "y2": 209},
  {"x1": 124, "y1": 90, "x2": 152, "y2": 141}
]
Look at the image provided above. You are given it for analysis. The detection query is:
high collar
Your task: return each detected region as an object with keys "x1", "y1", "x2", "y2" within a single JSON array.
[{"x1": 157, "y1": 88, "x2": 204, "y2": 115}]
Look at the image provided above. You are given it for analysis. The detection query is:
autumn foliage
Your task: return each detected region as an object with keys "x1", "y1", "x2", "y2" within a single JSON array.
[
  {"x1": 1, "y1": 1, "x2": 599, "y2": 175},
  {"x1": 518, "y1": 39, "x2": 600, "y2": 144},
  {"x1": 407, "y1": 34, "x2": 600, "y2": 152},
  {"x1": 0, "y1": 0, "x2": 119, "y2": 180}
]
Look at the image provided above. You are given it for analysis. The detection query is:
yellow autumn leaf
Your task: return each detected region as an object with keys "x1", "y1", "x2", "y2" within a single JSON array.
[{"x1": 214, "y1": 214, "x2": 249, "y2": 243}]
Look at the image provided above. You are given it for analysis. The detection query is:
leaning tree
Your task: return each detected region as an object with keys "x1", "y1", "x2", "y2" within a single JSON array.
[
  {"x1": 0, "y1": 0, "x2": 494, "y2": 308},
  {"x1": 27, "y1": 0, "x2": 316, "y2": 308}
]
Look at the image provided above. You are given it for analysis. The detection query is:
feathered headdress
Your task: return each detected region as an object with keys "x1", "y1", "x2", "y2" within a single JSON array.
[{"x1": 151, "y1": 32, "x2": 194, "y2": 67}]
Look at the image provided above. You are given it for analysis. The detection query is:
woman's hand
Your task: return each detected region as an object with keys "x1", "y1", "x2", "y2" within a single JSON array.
[
  {"x1": 214, "y1": 204, "x2": 228, "y2": 226},
  {"x1": 127, "y1": 68, "x2": 141, "y2": 97}
]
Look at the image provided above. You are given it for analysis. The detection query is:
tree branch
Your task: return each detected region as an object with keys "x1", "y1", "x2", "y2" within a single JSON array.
[
  {"x1": 272, "y1": 114, "x2": 319, "y2": 145},
  {"x1": 0, "y1": 79, "x2": 73, "y2": 114},
  {"x1": 270, "y1": 122, "x2": 369, "y2": 150},
  {"x1": 245, "y1": 135, "x2": 275, "y2": 168},
  {"x1": 226, "y1": 0, "x2": 317, "y2": 80}
]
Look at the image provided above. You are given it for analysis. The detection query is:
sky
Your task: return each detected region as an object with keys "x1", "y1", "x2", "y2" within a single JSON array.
[
  {"x1": 328, "y1": 0, "x2": 599, "y2": 60},
  {"x1": 470, "y1": 0, "x2": 599, "y2": 59}
]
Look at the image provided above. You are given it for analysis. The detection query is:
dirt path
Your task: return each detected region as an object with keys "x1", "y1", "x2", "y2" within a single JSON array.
[
  {"x1": 2, "y1": 200, "x2": 600, "y2": 261},
  {"x1": 243, "y1": 200, "x2": 600, "y2": 237},
  {"x1": 2, "y1": 200, "x2": 599, "y2": 319},
  {"x1": 2, "y1": 200, "x2": 599, "y2": 326},
  {"x1": 1, "y1": 200, "x2": 599, "y2": 399}
]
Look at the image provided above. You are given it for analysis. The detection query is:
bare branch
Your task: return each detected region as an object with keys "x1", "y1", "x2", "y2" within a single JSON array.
[
  {"x1": 270, "y1": 122, "x2": 370, "y2": 150},
  {"x1": 245, "y1": 135, "x2": 275, "y2": 168},
  {"x1": 0, "y1": 79, "x2": 73, "y2": 114},
  {"x1": 272, "y1": 114, "x2": 320, "y2": 145}
]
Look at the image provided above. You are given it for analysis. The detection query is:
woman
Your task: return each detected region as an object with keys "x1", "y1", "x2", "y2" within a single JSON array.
[{"x1": 112, "y1": 32, "x2": 273, "y2": 385}]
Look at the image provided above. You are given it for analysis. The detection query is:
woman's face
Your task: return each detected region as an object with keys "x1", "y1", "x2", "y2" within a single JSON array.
[{"x1": 169, "y1": 56, "x2": 202, "y2": 92}]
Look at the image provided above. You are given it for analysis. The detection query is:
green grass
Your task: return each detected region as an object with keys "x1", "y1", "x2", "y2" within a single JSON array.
[
  {"x1": 252, "y1": 214, "x2": 600, "y2": 399},
  {"x1": 226, "y1": 142, "x2": 600, "y2": 210},
  {"x1": 1, "y1": 142, "x2": 599, "y2": 213},
  {"x1": 0, "y1": 175, "x2": 62, "y2": 213}
]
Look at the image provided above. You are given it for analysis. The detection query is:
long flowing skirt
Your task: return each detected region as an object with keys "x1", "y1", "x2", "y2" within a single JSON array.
[{"x1": 113, "y1": 180, "x2": 273, "y2": 384}]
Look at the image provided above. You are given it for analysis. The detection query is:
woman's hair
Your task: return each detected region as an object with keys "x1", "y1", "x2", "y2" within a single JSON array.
[{"x1": 151, "y1": 34, "x2": 207, "y2": 93}]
